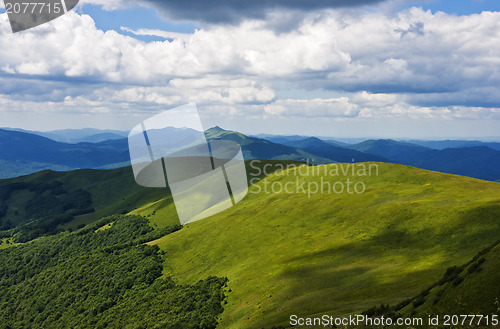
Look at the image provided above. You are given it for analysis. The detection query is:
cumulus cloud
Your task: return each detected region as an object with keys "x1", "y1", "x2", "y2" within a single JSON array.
[
  {"x1": 1, "y1": 5, "x2": 500, "y2": 128},
  {"x1": 264, "y1": 98, "x2": 359, "y2": 118}
]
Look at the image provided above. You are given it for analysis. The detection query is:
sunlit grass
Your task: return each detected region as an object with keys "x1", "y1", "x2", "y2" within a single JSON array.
[{"x1": 150, "y1": 163, "x2": 500, "y2": 328}]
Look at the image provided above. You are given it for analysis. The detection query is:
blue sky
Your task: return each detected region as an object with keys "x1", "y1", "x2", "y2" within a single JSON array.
[
  {"x1": 74, "y1": 1, "x2": 500, "y2": 39},
  {"x1": 413, "y1": 0, "x2": 500, "y2": 15},
  {"x1": 1, "y1": 0, "x2": 500, "y2": 139}
]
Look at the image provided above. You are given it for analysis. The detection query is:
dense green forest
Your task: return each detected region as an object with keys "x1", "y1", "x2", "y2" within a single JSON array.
[
  {"x1": 0, "y1": 180, "x2": 94, "y2": 242},
  {"x1": 0, "y1": 215, "x2": 228, "y2": 329}
]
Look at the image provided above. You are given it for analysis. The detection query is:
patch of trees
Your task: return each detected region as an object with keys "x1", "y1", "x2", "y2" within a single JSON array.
[{"x1": 0, "y1": 215, "x2": 228, "y2": 329}]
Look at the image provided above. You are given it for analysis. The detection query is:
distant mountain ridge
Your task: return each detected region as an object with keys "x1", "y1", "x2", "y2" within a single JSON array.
[
  {"x1": 280, "y1": 136, "x2": 389, "y2": 163},
  {"x1": 1, "y1": 126, "x2": 500, "y2": 181},
  {"x1": 343, "y1": 139, "x2": 500, "y2": 181},
  {"x1": 1, "y1": 127, "x2": 128, "y2": 143},
  {"x1": 0, "y1": 129, "x2": 130, "y2": 179},
  {"x1": 406, "y1": 139, "x2": 500, "y2": 151},
  {"x1": 205, "y1": 126, "x2": 384, "y2": 164}
]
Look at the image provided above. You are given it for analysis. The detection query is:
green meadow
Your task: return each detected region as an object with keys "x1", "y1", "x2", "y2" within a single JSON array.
[{"x1": 146, "y1": 162, "x2": 500, "y2": 328}]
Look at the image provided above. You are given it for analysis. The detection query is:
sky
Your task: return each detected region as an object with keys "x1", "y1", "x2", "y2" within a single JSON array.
[{"x1": 1, "y1": 0, "x2": 500, "y2": 139}]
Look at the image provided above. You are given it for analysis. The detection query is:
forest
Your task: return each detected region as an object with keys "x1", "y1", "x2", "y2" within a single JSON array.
[{"x1": 0, "y1": 215, "x2": 228, "y2": 329}]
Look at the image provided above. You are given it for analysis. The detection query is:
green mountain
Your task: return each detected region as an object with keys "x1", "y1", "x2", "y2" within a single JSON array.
[
  {"x1": 0, "y1": 160, "x2": 304, "y2": 242},
  {"x1": 205, "y1": 126, "x2": 332, "y2": 164},
  {"x1": 0, "y1": 166, "x2": 172, "y2": 241},
  {"x1": 1, "y1": 160, "x2": 499, "y2": 328},
  {"x1": 144, "y1": 162, "x2": 500, "y2": 329}
]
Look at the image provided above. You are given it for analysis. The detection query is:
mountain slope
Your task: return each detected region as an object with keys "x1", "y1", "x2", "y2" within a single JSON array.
[
  {"x1": 0, "y1": 215, "x2": 227, "y2": 329},
  {"x1": 363, "y1": 239, "x2": 500, "y2": 322},
  {"x1": 406, "y1": 240, "x2": 500, "y2": 318},
  {"x1": 0, "y1": 166, "x2": 175, "y2": 241},
  {"x1": 148, "y1": 162, "x2": 500, "y2": 329},
  {"x1": 0, "y1": 159, "x2": 306, "y2": 242}
]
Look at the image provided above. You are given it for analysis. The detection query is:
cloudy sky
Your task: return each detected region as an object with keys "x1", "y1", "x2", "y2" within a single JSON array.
[{"x1": 1, "y1": 0, "x2": 500, "y2": 139}]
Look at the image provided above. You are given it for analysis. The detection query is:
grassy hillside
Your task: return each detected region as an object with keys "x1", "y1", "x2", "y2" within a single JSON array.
[
  {"x1": 148, "y1": 162, "x2": 500, "y2": 328},
  {"x1": 403, "y1": 240, "x2": 500, "y2": 319},
  {"x1": 0, "y1": 160, "x2": 305, "y2": 241},
  {"x1": 361, "y1": 239, "x2": 500, "y2": 326}
]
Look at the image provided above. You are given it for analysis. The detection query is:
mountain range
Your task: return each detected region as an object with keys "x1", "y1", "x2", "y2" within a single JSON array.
[
  {"x1": 1, "y1": 127, "x2": 500, "y2": 182},
  {"x1": 0, "y1": 127, "x2": 128, "y2": 143}
]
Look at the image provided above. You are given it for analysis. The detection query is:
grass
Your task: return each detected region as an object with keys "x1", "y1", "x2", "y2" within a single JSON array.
[
  {"x1": 146, "y1": 162, "x2": 500, "y2": 329},
  {"x1": 403, "y1": 240, "x2": 500, "y2": 318}
]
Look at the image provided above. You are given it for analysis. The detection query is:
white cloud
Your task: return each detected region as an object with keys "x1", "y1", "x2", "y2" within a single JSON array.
[
  {"x1": 120, "y1": 26, "x2": 193, "y2": 40},
  {"x1": 264, "y1": 98, "x2": 359, "y2": 118},
  {"x1": 1, "y1": 6, "x2": 500, "y2": 131}
]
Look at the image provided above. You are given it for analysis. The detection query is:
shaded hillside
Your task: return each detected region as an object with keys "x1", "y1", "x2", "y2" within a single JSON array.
[
  {"x1": 363, "y1": 240, "x2": 500, "y2": 325},
  {"x1": 0, "y1": 159, "x2": 305, "y2": 242},
  {"x1": 0, "y1": 167, "x2": 170, "y2": 242}
]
